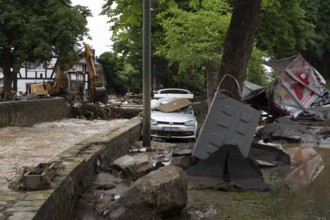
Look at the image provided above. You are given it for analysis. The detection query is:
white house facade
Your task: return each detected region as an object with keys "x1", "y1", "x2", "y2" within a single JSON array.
[{"x1": 17, "y1": 52, "x2": 104, "y2": 95}]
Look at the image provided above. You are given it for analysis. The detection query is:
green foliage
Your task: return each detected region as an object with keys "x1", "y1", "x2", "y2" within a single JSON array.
[
  {"x1": 256, "y1": 0, "x2": 315, "y2": 58},
  {"x1": 256, "y1": 0, "x2": 330, "y2": 78},
  {"x1": 118, "y1": 63, "x2": 141, "y2": 93},
  {"x1": 0, "y1": 0, "x2": 90, "y2": 75},
  {"x1": 97, "y1": 52, "x2": 126, "y2": 94},
  {"x1": 102, "y1": 0, "x2": 269, "y2": 94},
  {"x1": 157, "y1": 0, "x2": 231, "y2": 74},
  {"x1": 261, "y1": 0, "x2": 281, "y2": 7},
  {"x1": 101, "y1": 0, "x2": 143, "y2": 36},
  {"x1": 299, "y1": 0, "x2": 330, "y2": 78},
  {"x1": 102, "y1": 0, "x2": 179, "y2": 91},
  {"x1": 247, "y1": 46, "x2": 268, "y2": 86}
]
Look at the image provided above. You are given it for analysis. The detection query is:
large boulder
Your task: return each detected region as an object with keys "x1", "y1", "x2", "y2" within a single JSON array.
[
  {"x1": 171, "y1": 143, "x2": 196, "y2": 170},
  {"x1": 107, "y1": 165, "x2": 187, "y2": 219}
]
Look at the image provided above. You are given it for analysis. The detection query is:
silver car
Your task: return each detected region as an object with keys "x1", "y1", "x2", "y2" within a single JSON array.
[{"x1": 151, "y1": 105, "x2": 197, "y2": 140}]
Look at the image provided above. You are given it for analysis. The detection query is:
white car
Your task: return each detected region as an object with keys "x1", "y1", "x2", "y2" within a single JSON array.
[
  {"x1": 153, "y1": 88, "x2": 193, "y2": 99},
  {"x1": 151, "y1": 101, "x2": 197, "y2": 140}
]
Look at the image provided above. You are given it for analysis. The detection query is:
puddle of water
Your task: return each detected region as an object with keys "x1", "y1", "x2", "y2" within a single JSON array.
[
  {"x1": 269, "y1": 143, "x2": 330, "y2": 219},
  {"x1": 170, "y1": 140, "x2": 330, "y2": 220}
]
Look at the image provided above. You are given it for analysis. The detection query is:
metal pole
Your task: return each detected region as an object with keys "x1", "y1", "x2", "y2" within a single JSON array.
[{"x1": 142, "y1": 0, "x2": 151, "y2": 147}]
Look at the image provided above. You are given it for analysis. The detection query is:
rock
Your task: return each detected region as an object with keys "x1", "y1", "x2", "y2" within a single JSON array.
[
  {"x1": 171, "y1": 156, "x2": 193, "y2": 170},
  {"x1": 107, "y1": 165, "x2": 187, "y2": 219},
  {"x1": 271, "y1": 127, "x2": 301, "y2": 142},
  {"x1": 116, "y1": 203, "x2": 161, "y2": 220},
  {"x1": 249, "y1": 143, "x2": 291, "y2": 167},
  {"x1": 112, "y1": 154, "x2": 153, "y2": 180},
  {"x1": 172, "y1": 143, "x2": 194, "y2": 156},
  {"x1": 256, "y1": 116, "x2": 320, "y2": 144}
]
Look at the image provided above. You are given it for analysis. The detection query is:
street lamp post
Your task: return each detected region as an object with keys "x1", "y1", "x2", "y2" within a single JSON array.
[{"x1": 142, "y1": 0, "x2": 151, "y2": 147}]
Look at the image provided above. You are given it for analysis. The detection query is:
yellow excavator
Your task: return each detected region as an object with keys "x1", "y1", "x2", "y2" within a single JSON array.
[{"x1": 30, "y1": 44, "x2": 108, "y2": 103}]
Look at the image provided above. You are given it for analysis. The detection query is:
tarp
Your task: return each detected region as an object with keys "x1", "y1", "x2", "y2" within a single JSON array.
[{"x1": 266, "y1": 55, "x2": 326, "y2": 116}]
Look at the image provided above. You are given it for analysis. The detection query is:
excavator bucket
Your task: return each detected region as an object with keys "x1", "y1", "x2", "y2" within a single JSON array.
[{"x1": 92, "y1": 86, "x2": 108, "y2": 104}]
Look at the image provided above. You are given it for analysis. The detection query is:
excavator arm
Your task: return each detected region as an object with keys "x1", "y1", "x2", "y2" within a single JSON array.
[
  {"x1": 52, "y1": 44, "x2": 108, "y2": 103},
  {"x1": 79, "y1": 44, "x2": 108, "y2": 103}
]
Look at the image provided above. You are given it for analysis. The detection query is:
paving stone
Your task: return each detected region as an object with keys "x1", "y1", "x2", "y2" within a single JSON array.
[
  {"x1": 7, "y1": 205, "x2": 39, "y2": 212},
  {"x1": 0, "y1": 194, "x2": 19, "y2": 202},
  {"x1": 7, "y1": 212, "x2": 35, "y2": 220},
  {"x1": 14, "y1": 200, "x2": 44, "y2": 207},
  {"x1": 24, "y1": 191, "x2": 52, "y2": 201}
]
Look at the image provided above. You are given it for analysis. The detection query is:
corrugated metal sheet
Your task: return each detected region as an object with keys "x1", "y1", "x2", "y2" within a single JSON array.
[
  {"x1": 193, "y1": 93, "x2": 261, "y2": 159},
  {"x1": 266, "y1": 55, "x2": 326, "y2": 116}
]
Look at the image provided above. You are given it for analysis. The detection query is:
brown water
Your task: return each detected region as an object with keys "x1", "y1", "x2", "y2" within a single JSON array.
[
  {"x1": 266, "y1": 143, "x2": 330, "y2": 220},
  {"x1": 176, "y1": 142, "x2": 330, "y2": 220}
]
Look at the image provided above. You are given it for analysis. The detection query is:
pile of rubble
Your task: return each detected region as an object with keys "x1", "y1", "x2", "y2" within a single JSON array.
[
  {"x1": 245, "y1": 54, "x2": 330, "y2": 119},
  {"x1": 69, "y1": 102, "x2": 141, "y2": 120}
]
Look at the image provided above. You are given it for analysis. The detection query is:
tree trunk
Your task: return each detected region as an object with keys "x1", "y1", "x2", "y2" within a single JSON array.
[
  {"x1": 12, "y1": 71, "x2": 17, "y2": 91},
  {"x1": 1, "y1": 47, "x2": 17, "y2": 101},
  {"x1": 2, "y1": 48, "x2": 14, "y2": 96},
  {"x1": 217, "y1": 0, "x2": 262, "y2": 101}
]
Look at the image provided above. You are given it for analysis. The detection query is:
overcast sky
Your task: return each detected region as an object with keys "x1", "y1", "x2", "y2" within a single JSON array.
[{"x1": 71, "y1": 0, "x2": 113, "y2": 56}]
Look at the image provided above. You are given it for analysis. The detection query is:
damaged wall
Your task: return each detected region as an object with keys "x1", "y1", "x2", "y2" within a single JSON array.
[
  {"x1": 0, "y1": 98, "x2": 69, "y2": 128},
  {"x1": 32, "y1": 117, "x2": 142, "y2": 220}
]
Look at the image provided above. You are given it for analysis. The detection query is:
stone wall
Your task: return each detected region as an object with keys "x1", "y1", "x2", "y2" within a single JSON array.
[
  {"x1": 32, "y1": 117, "x2": 142, "y2": 220},
  {"x1": 0, "y1": 98, "x2": 69, "y2": 128}
]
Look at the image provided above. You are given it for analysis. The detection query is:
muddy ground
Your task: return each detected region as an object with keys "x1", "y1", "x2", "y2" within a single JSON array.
[
  {"x1": 0, "y1": 118, "x2": 129, "y2": 191},
  {"x1": 73, "y1": 136, "x2": 330, "y2": 220},
  {"x1": 1, "y1": 100, "x2": 329, "y2": 219}
]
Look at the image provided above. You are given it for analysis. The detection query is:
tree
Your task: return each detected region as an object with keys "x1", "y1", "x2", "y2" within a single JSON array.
[
  {"x1": 256, "y1": 0, "x2": 315, "y2": 59},
  {"x1": 157, "y1": 0, "x2": 232, "y2": 104},
  {"x1": 102, "y1": 0, "x2": 178, "y2": 91},
  {"x1": 97, "y1": 52, "x2": 126, "y2": 95},
  {"x1": 118, "y1": 63, "x2": 141, "y2": 94},
  {"x1": 0, "y1": 0, "x2": 91, "y2": 100},
  {"x1": 217, "y1": 0, "x2": 262, "y2": 101},
  {"x1": 247, "y1": 46, "x2": 268, "y2": 86},
  {"x1": 300, "y1": 0, "x2": 330, "y2": 78}
]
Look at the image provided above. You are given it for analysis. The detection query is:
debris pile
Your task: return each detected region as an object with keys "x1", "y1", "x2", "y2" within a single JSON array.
[
  {"x1": 69, "y1": 102, "x2": 141, "y2": 120},
  {"x1": 109, "y1": 93, "x2": 143, "y2": 105},
  {"x1": 7, "y1": 162, "x2": 63, "y2": 191},
  {"x1": 74, "y1": 141, "x2": 189, "y2": 220},
  {"x1": 246, "y1": 54, "x2": 330, "y2": 120}
]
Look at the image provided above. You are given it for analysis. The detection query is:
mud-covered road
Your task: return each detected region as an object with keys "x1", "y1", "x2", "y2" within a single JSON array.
[
  {"x1": 0, "y1": 118, "x2": 128, "y2": 191},
  {"x1": 1, "y1": 117, "x2": 330, "y2": 219}
]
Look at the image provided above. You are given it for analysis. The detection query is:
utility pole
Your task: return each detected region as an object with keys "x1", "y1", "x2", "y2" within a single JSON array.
[{"x1": 142, "y1": 0, "x2": 151, "y2": 147}]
